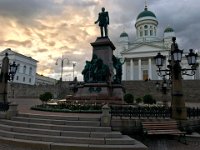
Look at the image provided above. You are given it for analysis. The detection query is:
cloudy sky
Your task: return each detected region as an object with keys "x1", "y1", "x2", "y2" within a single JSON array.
[{"x1": 0, "y1": 0, "x2": 199, "y2": 81}]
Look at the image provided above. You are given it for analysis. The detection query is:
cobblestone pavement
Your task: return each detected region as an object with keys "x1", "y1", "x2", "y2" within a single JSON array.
[
  {"x1": 0, "y1": 139, "x2": 200, "y2": 150},
  {"x1": 144, "y1": 139, "x2": 200, "y2": 150}
]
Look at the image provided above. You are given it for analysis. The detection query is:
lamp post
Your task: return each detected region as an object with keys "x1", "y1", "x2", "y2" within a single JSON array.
[
  {"x1": 72, "y1": 62, "x2": 76, "y2": 80},
  {"x1": 154, "y1": 37, "x2": 198, "y2": 120},
  {"x1": 0, "y1": 53, "x2": 18, "y2": 111},
  {"x1": 9, "y1": 61, "x2": 18, "y2": 99},
  {"x1": 55, "y1": 56, "x2": 69, "y2": 82}
]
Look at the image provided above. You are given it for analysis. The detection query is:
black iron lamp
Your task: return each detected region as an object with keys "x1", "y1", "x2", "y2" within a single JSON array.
[
  {"x1": 155, "y1": 52, "x2": 165, "y2": 68},
  {"x1": 9, "y1": 61, "x2": 18, "y2": 81},
  {"x1": 186, "y1": 49, "x2": 198, "y2": 66},
  {"x1": 171, "y1": 48, "x2": 183, "y2": 62}
]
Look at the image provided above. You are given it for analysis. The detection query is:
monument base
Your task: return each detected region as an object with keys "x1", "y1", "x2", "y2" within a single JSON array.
[{"x1": 67, "y1": 83, "x2": 124, "y2": 104}]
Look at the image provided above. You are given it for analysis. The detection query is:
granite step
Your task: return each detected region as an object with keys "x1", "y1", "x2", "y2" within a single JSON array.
[
  {"x1": 0, "y1": 129, "x2": 135, "y2": 145},
  {"x1": 0, "y1": 119, "x2": 111, "y2": 132},
  {"x1": 0, "y1": 136, "x2": 147, "y2": 150},
  {"x1": 0, "y1": 123, "x2": 122, "y2": 138},
  {"x1": 11, "y1": 116, "x2": 100, "y2": 126},
  {"x1": 0, "y1": 113, "x2": 147, "y2": 149},
  {"x1": 18, "y1": 113, "x2": 100, "y2": 121}
]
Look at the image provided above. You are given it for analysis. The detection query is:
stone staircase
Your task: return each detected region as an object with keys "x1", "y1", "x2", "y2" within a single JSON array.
[{"x1": 0, "y1": 113, "x2": 147, "y2": 150}]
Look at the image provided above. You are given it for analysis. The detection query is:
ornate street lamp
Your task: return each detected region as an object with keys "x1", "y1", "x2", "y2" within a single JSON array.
[
  {"x1": 56, "y1": 56, "x2": 70, "y2": 81},
  {"x1": 155, "y1": 52, "x2": 165, "y2": 68},
  {"x1": 154, "y1": 37, "x2": 198, "y2": 120},
  {"x1": 171, "y1": 48, "x2": 183, "y2": 62},
  {"x1": 9, "y1": 62, "x2": 18, "y2": 81},
  {"x1": 72, "y1": 62, "x2": 76, "y2": 80},
  {"x1": 186, "y1": 49, "x2": 198, "y2": 66}
]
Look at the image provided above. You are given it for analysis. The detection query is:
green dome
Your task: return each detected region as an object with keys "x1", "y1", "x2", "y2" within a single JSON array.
[
  {"x1": 164, "y1": 27, "x2": 174, "y2": 33},
  {"x1": 137, "y1": 7, "x2": 156, "y2": 20},
  {"x1": 120, "y1": 32, "x2": 128, "y2": 37}
]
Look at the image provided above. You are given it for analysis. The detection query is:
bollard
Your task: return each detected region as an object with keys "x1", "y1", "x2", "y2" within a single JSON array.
[
  {"x1": 7, "y1": 102, "x2": 18, "y2": 119},
  {"x1": 101, "y1": 104, "x2": 111, "y2": 127}
]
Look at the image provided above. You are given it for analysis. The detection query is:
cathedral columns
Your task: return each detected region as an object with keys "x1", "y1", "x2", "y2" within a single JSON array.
[
  {"x1": 130, "y1": 59, "x2": 134, "y2": 80},
  {"x1": 122, "y1": 61, "x2": 127, "y2": 80},
  {"x1": 138, "y1": 59, "x2": 142, "y2": 80},
  {"x1": 148, "y1": 58, "x2": 152, "y2": 79}
]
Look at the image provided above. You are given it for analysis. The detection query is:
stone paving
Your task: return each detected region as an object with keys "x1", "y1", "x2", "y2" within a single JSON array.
[
  {"x1": 144, "y1": 138, "x2": 200, "y2": 150},
  {"x1": 0, "y1": 98, "x2": 199, "y2": 150}
]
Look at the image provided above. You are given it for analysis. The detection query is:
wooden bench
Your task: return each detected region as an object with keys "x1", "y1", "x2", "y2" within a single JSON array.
[{"x1": 142, "y1": 120, "x2": 186, "y2": 144}]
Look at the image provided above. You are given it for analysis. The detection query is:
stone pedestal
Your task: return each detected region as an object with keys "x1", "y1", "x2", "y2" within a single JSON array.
[
  {"x1": 91, "y1": 37, "x2": 115, "y2": 82},
  {"x1": 72, "y1": 37, "x2": 124, "y2": 104},
  {"x1": 75, "y1": 83, "x2": 124, "y2": 103}
]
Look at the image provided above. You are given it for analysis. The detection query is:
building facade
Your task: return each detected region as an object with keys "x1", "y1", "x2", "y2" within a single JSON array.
[
  {"x1": 115, "y1": 5, "x2": 200, "y2": 81},
  {"x1": 0, "y1": 48, "x2": 38, "y2": 85},
  {"x1": 35, "y1": 74, "x2": 57, "y2": 85}
]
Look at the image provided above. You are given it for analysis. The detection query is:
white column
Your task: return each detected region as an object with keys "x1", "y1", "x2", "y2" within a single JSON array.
[
  {"x1": 148, "y1": 58, "x2": 152, "y2": 80},
  {"x1": 122, "y1": 61, "x2": 127, "y2": 80},
  {"x1": 130, "y1": 59, "x2": 134, "y2": 80},
  {"x1": 138, "y1": 59, "x2": 142, "y2": 80}
]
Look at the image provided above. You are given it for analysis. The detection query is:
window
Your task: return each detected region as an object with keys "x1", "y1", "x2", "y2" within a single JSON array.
[
  {"x1": 16, "y1": 76, "x2": 19, "y2": 80},
  {"x1": 29, "y1": 67, "x2": 32, "y2": 75},
  {"x1": 140, "y1": 31, "x2": 143, "y2": 37},
  {"x1": 145, "y1": 30, "x2": 148, "y2": 36},
  {"x1": 144, "y1": 25, "x2": 148, "y2": 36},
  {"x1": 17, "y1": 64, "x2": 20, "y2": 73},
  {"x1": 150, "y1": 26, "x2": 153, "y2": 36},
  {"x1": 23, "y1": 77, "x2": 25, "y2": 82},
  {"x1": 23, "y1": 66, "x2": 26, "y2": 74},
  {"x1": 150, "y1": 30, "x2": 153, "y2": 36},
  {"x1": 29, "y1": 78, "x2": 31, "y2": 83}
]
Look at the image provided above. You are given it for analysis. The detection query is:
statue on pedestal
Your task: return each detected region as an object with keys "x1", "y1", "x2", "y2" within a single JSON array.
[{"x1": 95, "y1": 7, "x2": 109, "y2": 37}]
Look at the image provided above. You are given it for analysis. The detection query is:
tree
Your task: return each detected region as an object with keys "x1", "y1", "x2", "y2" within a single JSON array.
[
  {"x1": 39, "y1": 92, "x2": 53, "y2": 104},
  {"x1": 124, "y1": 93, "x2": 134, "y2": 104},
  {"x1": 143, "y1": 94, "x2": 156, "y2": 105}
]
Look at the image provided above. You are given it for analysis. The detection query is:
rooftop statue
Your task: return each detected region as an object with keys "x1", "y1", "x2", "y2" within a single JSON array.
[{"x1": 95, "y1": 7, "x2": 109, "y2": 37}]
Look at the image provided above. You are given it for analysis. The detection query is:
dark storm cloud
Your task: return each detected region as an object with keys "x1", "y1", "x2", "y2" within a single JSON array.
[
  {"x1": 3, "y1": 40, "x2": 32, "y2": 47},
  {"x1": 33, "y1": 48, "x2": 48, "y2": 53},
  {"x1": 151, "y1": 0, "x2": 200, "y2": 50},
  {"x1": 62, "y1": 0, "x2": 98, "y2": 7},
  {"x1": 0, "y1": 0, "x2": 62, "y2": 25},
  {"x1": 100, "y1": 0, "x2": 200, "y2": 51}
]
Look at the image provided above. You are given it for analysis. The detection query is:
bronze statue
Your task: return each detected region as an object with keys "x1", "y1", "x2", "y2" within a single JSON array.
[{"x1": 95, "y1": 7, "x2": 109, "y2": 37}]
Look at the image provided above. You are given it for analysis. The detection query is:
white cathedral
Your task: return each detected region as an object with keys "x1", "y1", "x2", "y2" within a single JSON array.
[{"x1": 115, "y1": 5, "x2": 200, "y2": 81}]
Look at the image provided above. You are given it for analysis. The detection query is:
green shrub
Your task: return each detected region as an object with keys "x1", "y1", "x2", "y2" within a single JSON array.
[
  {"x1": 143, "y1": 94, "x2": 156, "y2": 105},
  {"x1": 39, "y1": 92, "x2": 53, "y2": 104},
  {"x1": 136, "y1": 98, "x2": 142, "y2": 104},
  {"x1": 124, "y1": 93, "x2": 134, "y2": 104}
]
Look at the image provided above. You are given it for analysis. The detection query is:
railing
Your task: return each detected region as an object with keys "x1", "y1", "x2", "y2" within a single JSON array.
[
  {"x1": 187, "y1": 107, "x2": 200, "y2": 118},
  {"x1": 110, "y1": 105, "x2": 200, "y2": 119},
  {"x1": 0, "y1": 102, "x2": 9, "y2": 111},
  {"x1": 110, "y1": 105, "x2": 171, "y2": 119}
]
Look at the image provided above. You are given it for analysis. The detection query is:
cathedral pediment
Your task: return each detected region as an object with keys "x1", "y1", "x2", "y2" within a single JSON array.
[{"x1": 121, "y1": 43, "x2": 166, "y2": 54}]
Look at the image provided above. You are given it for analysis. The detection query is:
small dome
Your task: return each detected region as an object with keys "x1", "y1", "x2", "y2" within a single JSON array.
[
  {"x1": 164, "y1": 27, "x2": 174, "y2": 33},
  {"x1": 137, "y1": 6, "x2": 156, "y2": 20},
  {"x1": 120, "y1": 32, "x2": 128, "y2": 37}
]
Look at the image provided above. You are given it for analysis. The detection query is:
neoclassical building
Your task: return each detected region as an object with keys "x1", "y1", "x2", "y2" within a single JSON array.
[
  {"x1": 0, "y1": 48, "x2": 38, "y2": 85},
  {"x1": 115, "y1": 5, "x2": 199, "y2": 80}
]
